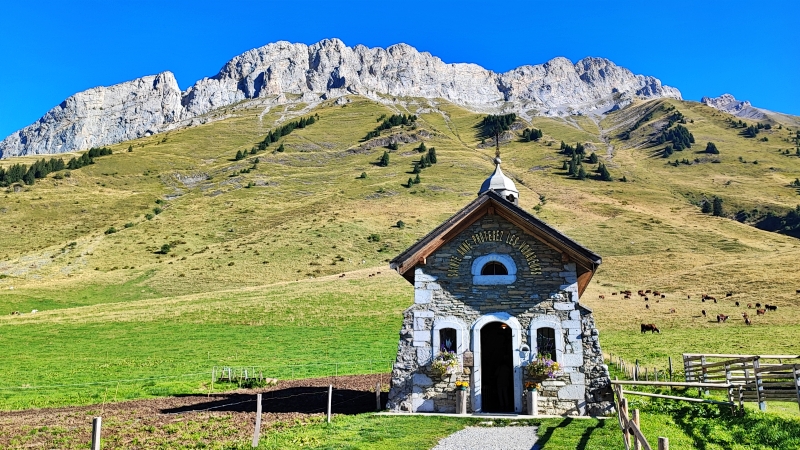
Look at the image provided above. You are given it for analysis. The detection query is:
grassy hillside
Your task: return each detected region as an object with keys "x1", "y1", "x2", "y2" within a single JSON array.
[{"x1": 2, "y1": 95, "x2": 800, "y2": 411}]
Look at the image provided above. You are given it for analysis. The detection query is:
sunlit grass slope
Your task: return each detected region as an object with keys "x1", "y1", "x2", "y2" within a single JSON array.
[{"x1": 2, "y1": 95, "x2": 800, "y2": 409}]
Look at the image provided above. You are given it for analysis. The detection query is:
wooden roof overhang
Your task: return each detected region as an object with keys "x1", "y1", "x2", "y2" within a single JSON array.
[{"x1": 389, "y1": 190, "x2": 602, "y2": 297}]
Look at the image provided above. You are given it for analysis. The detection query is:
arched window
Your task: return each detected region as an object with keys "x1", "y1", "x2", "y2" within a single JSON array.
[
  {"x1": 536, "y1": 327, "x2": 556, "y2": 361},
  {"x1": 439, "y1": 328, "x2": 457, "y2": 353},
  {"x1": 481, "y1": 261, "x2": 508, "y2": 276},
  {"x1": 471, "y1": 254, "x2": 516, "y2": 285}
]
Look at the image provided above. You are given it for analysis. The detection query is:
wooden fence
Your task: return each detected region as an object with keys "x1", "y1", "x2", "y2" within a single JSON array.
[
  {"x1": 612, "y1": 381, "x2": 670, "y2": 450},
  {"x1": 683, "y1": 354, "x2": 800, "y2": 411}
]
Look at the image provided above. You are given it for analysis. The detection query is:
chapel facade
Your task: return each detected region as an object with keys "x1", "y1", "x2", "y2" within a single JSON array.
[{"x1": 386, "y1": 158, "x2": 613, "y2": 415}]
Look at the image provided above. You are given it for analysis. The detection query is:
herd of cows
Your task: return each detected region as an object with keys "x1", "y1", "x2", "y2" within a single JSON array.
[{"x1": 595, "y1": 289, "x2": 784, "y2": 334}]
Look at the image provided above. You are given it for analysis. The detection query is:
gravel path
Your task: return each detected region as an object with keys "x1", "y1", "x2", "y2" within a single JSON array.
[{"x1": 432, "y1": 426, "x2": 539, "y2": 450}]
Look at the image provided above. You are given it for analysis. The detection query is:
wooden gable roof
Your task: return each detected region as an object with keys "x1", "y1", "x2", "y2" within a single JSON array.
[{"x1": 389, "y1": 190, "x2": 602, "y2": 297}]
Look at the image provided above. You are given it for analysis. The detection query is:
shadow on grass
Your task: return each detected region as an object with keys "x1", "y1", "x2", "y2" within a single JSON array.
[
  {"x1": 532, "y1": 417, "x2": 609, "y2": 450},
  {"x1": 643, "y1": 398, "x2": 800, "y2": 450},
  {"x1": 161, "y1": 387, "x2": 386, "y2": 415}
]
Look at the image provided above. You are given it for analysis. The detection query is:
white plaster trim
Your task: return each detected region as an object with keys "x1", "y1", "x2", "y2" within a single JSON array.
[
  {"x1": 471, "y1": 312, "x2": 523, "y2": 413},
  {"x1": 432, "y1": 316, "x2": 469, "y2": 358},
  {"x1": 529, "y1": 314, "x2": 566, "y2": 364},
  {"x1": 471, "y1": 253, "x2": 517, "y2": 285}
]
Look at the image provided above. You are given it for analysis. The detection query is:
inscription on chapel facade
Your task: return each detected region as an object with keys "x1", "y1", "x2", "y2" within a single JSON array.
[{"x1": 447, "y1": 230, "x2": 542, "y2": 277}]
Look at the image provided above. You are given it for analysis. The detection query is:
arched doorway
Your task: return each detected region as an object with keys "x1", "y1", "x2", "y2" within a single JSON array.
[
  {"x1": 471, "y1": 313, "x2": 522, "y2": 413},
  {"x1": 480, "y1": 322, "x2": 514, "y2": 412}
]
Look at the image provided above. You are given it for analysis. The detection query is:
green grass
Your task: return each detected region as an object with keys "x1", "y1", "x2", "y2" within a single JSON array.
[{"x1": 2, "y1": 95, "x2": 800, "y2": 445}]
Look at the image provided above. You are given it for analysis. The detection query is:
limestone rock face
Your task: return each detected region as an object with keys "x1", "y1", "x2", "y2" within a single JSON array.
[
  {"x1": 1, "y1": 72, "x2": 182, "y2": 158},
  {"x1": 701, "y1": 93, "x2": 766, "y2": 119},
  {"x1": 1, "y1": 38, "x2": 683, "y2": 158}
]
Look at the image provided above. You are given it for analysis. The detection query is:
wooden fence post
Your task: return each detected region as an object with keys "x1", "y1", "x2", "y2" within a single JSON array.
[
  {"x1": 635, "y1": 360, "x2": 639, "y2": 381},
  {"x1": 621, "y1": 398, "x2": 631, "y2": 450},
  {"x1": 252, "y1": 394, "x2": 262, "y2": 448},
  {"x1": 700, "y1": 355, "x2": 708, "y2": 395},
  {"x1": 327, "y1": 385, "x2": 333, "y2": 423},
  {"x1": 376, "y1": 381, "x2": 382, "y2": 411},
  {"x1": 754, "y1": 358, "x2": 766, "y2": 411},
  {"x1": 632, "y1": 409, "x2": 642, "y2": 450},
  {"x1": 658, "y1": 437, "x2": 669, "y2": 450},
  {"x1": 738, "y1": 386, "x2": 744, "y2": 414},
  {"x1": 793, "y1": 364, "x2": 800, "y2": 413},
  {"x1": 668, "y1": 357, "x2": 673, "y2": 382},
  {"x1": 725, "y1": 364, "x2": 733, "y2": 403},
  {"x1": 91, "y1": 417, "x2": 101, "y2": 450}
]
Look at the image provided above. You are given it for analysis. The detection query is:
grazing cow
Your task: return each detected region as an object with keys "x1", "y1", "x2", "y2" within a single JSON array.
[
  {"x1": 624, "y1": 295, "x2": 631, "y2": 299},
  {"x1": 702, "y1": 310, "x2": 707, "y2": 317},
  {"x1": 669, "y1": 308, "x2": 676, "y2": 313},
  {"x1": 641, "y1": 323, "x2": 660, "y2": 333},
  {"x1": 645, "y1": 289, "x2": 652, "y2": 294},
  {"x1": 767, "y1": 305, "x2": 778, "y2": 312},
  {"x1": 747, "y1": 303, "x2": 753, "y2": 309},
  {"x1": 339, "y1": 274, "x2": 345, "y2": 278},
  {"x1": 638, "y1": 290, "x2": 645, "y2": 296},
  {"x1": 743, "y1": 314, "x2": 752, "y2": 326},
  {"x1": 755, "y1": 303, "x2": 761, "y2": 308},
  {"x1": 661, "y1": 294, "x2": 666, "y2": 299},
  {"x1": 702, "y1": 298, "x2": 706, "y2": 303},
  {"x1": 656, "y1": 299, "x2": 660, "y2": 303},
  {"x1": 644, "y1": 297, "x2": 649, "y2": 301},
  {"x1": 756, "y1": 309, "x2": 766, "y2": 316},
  {"x1": 646, "y1": 304, "x2": 650, "y2": 309},
  {"x1": 717, "y1": 314, "x2": 729, "y2": 323},
  {"x1": 612, "y1": 292, "x2": 618, "y2": 296},
  {"x1": 726, "y1": 292, "x2": 733, "y2": 297},
  {"x1": 735, "y1": 301, "x2": 740, "y2": 307},
  {"x1": 10, "y1": 311, "x2": 20, "y2": 316},
  {"x1": 796, "y1": 289, "x2": 800, "y2": 294},
  {"x1": 687, "y1": 295, "x2": 691, "y2": 299},
  {"x1": 653, "y1": 291, "x2": 661, "y2": 296},
  {"x1": 599, "y1": 295, "x2": 605, "y2": 299},
  {"x1": 708, "y1": 296, "x2": 717, "y2": 301},
  {"x1": 713, "y1": 299, "x2": 717, "y2": 303}
]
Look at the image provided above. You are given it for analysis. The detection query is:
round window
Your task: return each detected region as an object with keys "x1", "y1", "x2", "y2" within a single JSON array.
[{"x1": 480, "y1": 261, "x2": 508, "y2": 276}]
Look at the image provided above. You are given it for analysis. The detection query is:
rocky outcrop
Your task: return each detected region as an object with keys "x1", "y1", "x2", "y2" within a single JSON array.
[
  {"x1": 1, "y1": 73, "x2": 182, "y2": 158},
  {"x1": 1, "y1": 39, "x2": 683, "y2": 158},
  {"x1": 701, "y1": 94, "x2": 766, "y2": 120}
]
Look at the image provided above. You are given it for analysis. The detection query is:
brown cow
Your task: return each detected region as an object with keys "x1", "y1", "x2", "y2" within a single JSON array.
[
  {"x1": 641, "y1": 323, "x2": 660, "y2": 333},
  {"x1": 743, "y1": 313, "x2": 752, "y2": 326},
  {"x1": 624, "y1": 295, "x2": 631, "y2": 299},
  {"x1": 612, "y1": 292, "x2": 618, "y2": 296},
  {"x1": 598, "y1": 295, "x2": 605, "y2": 299},
  {"x1": 645, "y1": 289, "x2": 652, "y2": 294},
  {"x1": 653, "y1": 291, "x2": 661, "y2": 296},
  {"x1": 756, "y1": 309, "x2": 766, "y2": 315},
  {"x1": 717, "y1": 314, "x2": 729, "y2": 323},
  {"x1": 747, "y1": 303, "x2": 753, "y2": 309},
  {"x1": 669, "y1": 308, "x2": 676, "y2": 314}
]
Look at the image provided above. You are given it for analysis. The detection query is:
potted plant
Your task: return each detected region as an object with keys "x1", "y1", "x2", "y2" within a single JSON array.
[
  {"x1": 525, "y1": 354, "x2": 562, "y2": 382},
  {"x1": 524, "y1": 381, "x2": 541, "y2": 392},
  {"x1": 431, "y1": 351, "x2": 459, "y2": 376},
  {"x1": 455, "y1": 380, "x2": 469, "y2": 391}
]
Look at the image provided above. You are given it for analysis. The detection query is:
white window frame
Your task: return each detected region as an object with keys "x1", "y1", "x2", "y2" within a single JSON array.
[{"x1": 471, "y1": 253, "x2": 517, "y2": 285}]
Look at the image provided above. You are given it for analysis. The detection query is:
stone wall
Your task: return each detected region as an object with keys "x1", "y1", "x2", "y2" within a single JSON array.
[{"x1": 387, "y1": 214, "x2": 612, "y2": 415}]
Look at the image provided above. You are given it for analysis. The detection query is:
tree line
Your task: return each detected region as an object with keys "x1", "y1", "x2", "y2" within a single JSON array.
[
  {"x1": 406, "y1": 143, "x2": 437, "y2": 187},
  {"x1": 521, "y1": 128, "x2": 543, "y2": 142},
  {"x1": 364, "y1": 114, "x2": 417, "y2": 140},
  {"x1": 0, "y1": 147, "x2": 112, "y2": 187},
  {"x1": 240, "y1": 114, "x2": 319, "y2": 159},
  {"x1": 657, "y1": 124, "x2": 695, "y2": 157},
  {"x1": 479, "y1": 114, "x2": 516, "y2": 138}
]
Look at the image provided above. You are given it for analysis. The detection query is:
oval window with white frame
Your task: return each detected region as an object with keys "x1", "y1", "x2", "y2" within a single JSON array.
[{"x1": 471, "y1": 253, "x2": 517, "y2": 285}]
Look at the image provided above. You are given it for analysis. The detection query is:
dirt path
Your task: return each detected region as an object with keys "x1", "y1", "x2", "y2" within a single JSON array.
[{"x1": 0, "y1": 373, "x2": 389, "y2": 449}]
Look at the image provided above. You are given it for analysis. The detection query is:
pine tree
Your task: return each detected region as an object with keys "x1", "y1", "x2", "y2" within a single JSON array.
[
  {"x1": 701, "y1": 200, "x2": 712, "y2": 214},
  {"x1": 412, "y1": 162, "x2": 420, "y2": 174},
  {"x1": 418, "y1": 142, "x2": 427, "y2": 153},
  {"x1": 407, "y1": 177, "x2": 414, "y2": 188},
  {"x1": 428, "y1": 147, "x2": 437, "y2": 164},
  {"x1": 597, "y1": 163, "x2": 612, "y2": 181},
  {"x1": 414, "y1": 174, "x2": 421, "y2": 184},
  {"x1": 706, "y1": 142, "x2": 719, "y2": 154},
  {"x1": 235, "y1": 150, "x2": 244, "y2": 161},
  {"x1": 128, "y1": 145, "x2": 133, "y2": 153},
  {"x1": 712, "y1": 197, "x2": 723, "y2": 216},
  {"x1": 588, "y1": 152, "x2": 598, "y2": 164},
  {"x1": 379, "y1": 151, "x2": 390, "y2": 167},
  {"x1": 562, "y1": 161, "x2": 568, "y2": 170},
  {"x1": 277, "y1": 144, "x2": 285, "y2": 153},
  {"x1": 577, "y1": 166, "x2": 587, "y2": 180}
]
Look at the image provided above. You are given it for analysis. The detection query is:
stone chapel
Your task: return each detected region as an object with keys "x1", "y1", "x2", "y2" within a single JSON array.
[{"x1": 386, "y1": 156, "x2": 613, "y2": 415}]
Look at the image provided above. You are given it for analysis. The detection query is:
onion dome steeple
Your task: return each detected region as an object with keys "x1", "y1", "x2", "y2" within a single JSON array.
[{"x1": 478, "y1": 148, "x2": 519, "y2": 205}]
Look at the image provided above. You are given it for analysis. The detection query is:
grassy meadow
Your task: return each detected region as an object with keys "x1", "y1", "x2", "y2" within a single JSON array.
[{"x1": 2, "y1": 95, "x2": 800, "y2": 446}]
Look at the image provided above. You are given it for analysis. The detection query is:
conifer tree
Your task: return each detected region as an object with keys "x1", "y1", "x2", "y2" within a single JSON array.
[
  {"x1": 706, "y1": 142, "x2": 719, "y2": 154},
  {"x1": 712, "y1": 197, "x2": 723, "y2": 216},
  {"x1": 588, "y1": 152, "x2": 598, "y2": 164},
  {"x1": 428, "y1": 147, "x2": 437, "y2": 164},
  {"x1": 577, "y1": 166, "x2": 587, "y2": 180},
  {"x1": 379, "y1": 151, "x2": 390, "y2": 167},
  {"x1": 701, "y1": 200, "x2": 712, "y2": 214},
  {"x1": 414, "y1": 174, "x2": 421, "y2": 184},
  {"x1": 407, "y1": 177, "x2": 414, "y2": 188}
]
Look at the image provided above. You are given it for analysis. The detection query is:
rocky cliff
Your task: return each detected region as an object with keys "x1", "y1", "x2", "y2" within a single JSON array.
[
  {"x1": 1, "y1": 38, "x2": 682, "y2": 158},
  {"x1": 701, "y1": 93, "x2": 765, "y2": 120}
]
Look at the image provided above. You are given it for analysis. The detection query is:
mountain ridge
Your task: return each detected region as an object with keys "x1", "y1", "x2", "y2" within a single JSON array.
[{"x1": 1, "y1": 38, "x2": 681, "y2": 158}]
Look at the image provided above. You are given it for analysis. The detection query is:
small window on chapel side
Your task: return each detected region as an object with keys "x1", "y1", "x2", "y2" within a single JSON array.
[
  {"x1": 481, "y1": 261, "x2": 508, "y2": 276},
  {"x1": 537, "y1": 327, "x2": 556, "y2": 361},
  {"x1": 439, "y1": 328, "x2": 457, "y2": 353}
]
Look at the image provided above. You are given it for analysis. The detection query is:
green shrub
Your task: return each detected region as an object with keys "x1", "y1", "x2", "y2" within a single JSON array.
[{"x1": 104, "y1": 227, "x2": 117, "y2": 235}]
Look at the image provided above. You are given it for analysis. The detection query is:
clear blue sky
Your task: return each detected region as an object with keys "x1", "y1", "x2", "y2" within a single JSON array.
[{"x1": 1, "y1": 0, "x2": 797, "y2": 139}]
